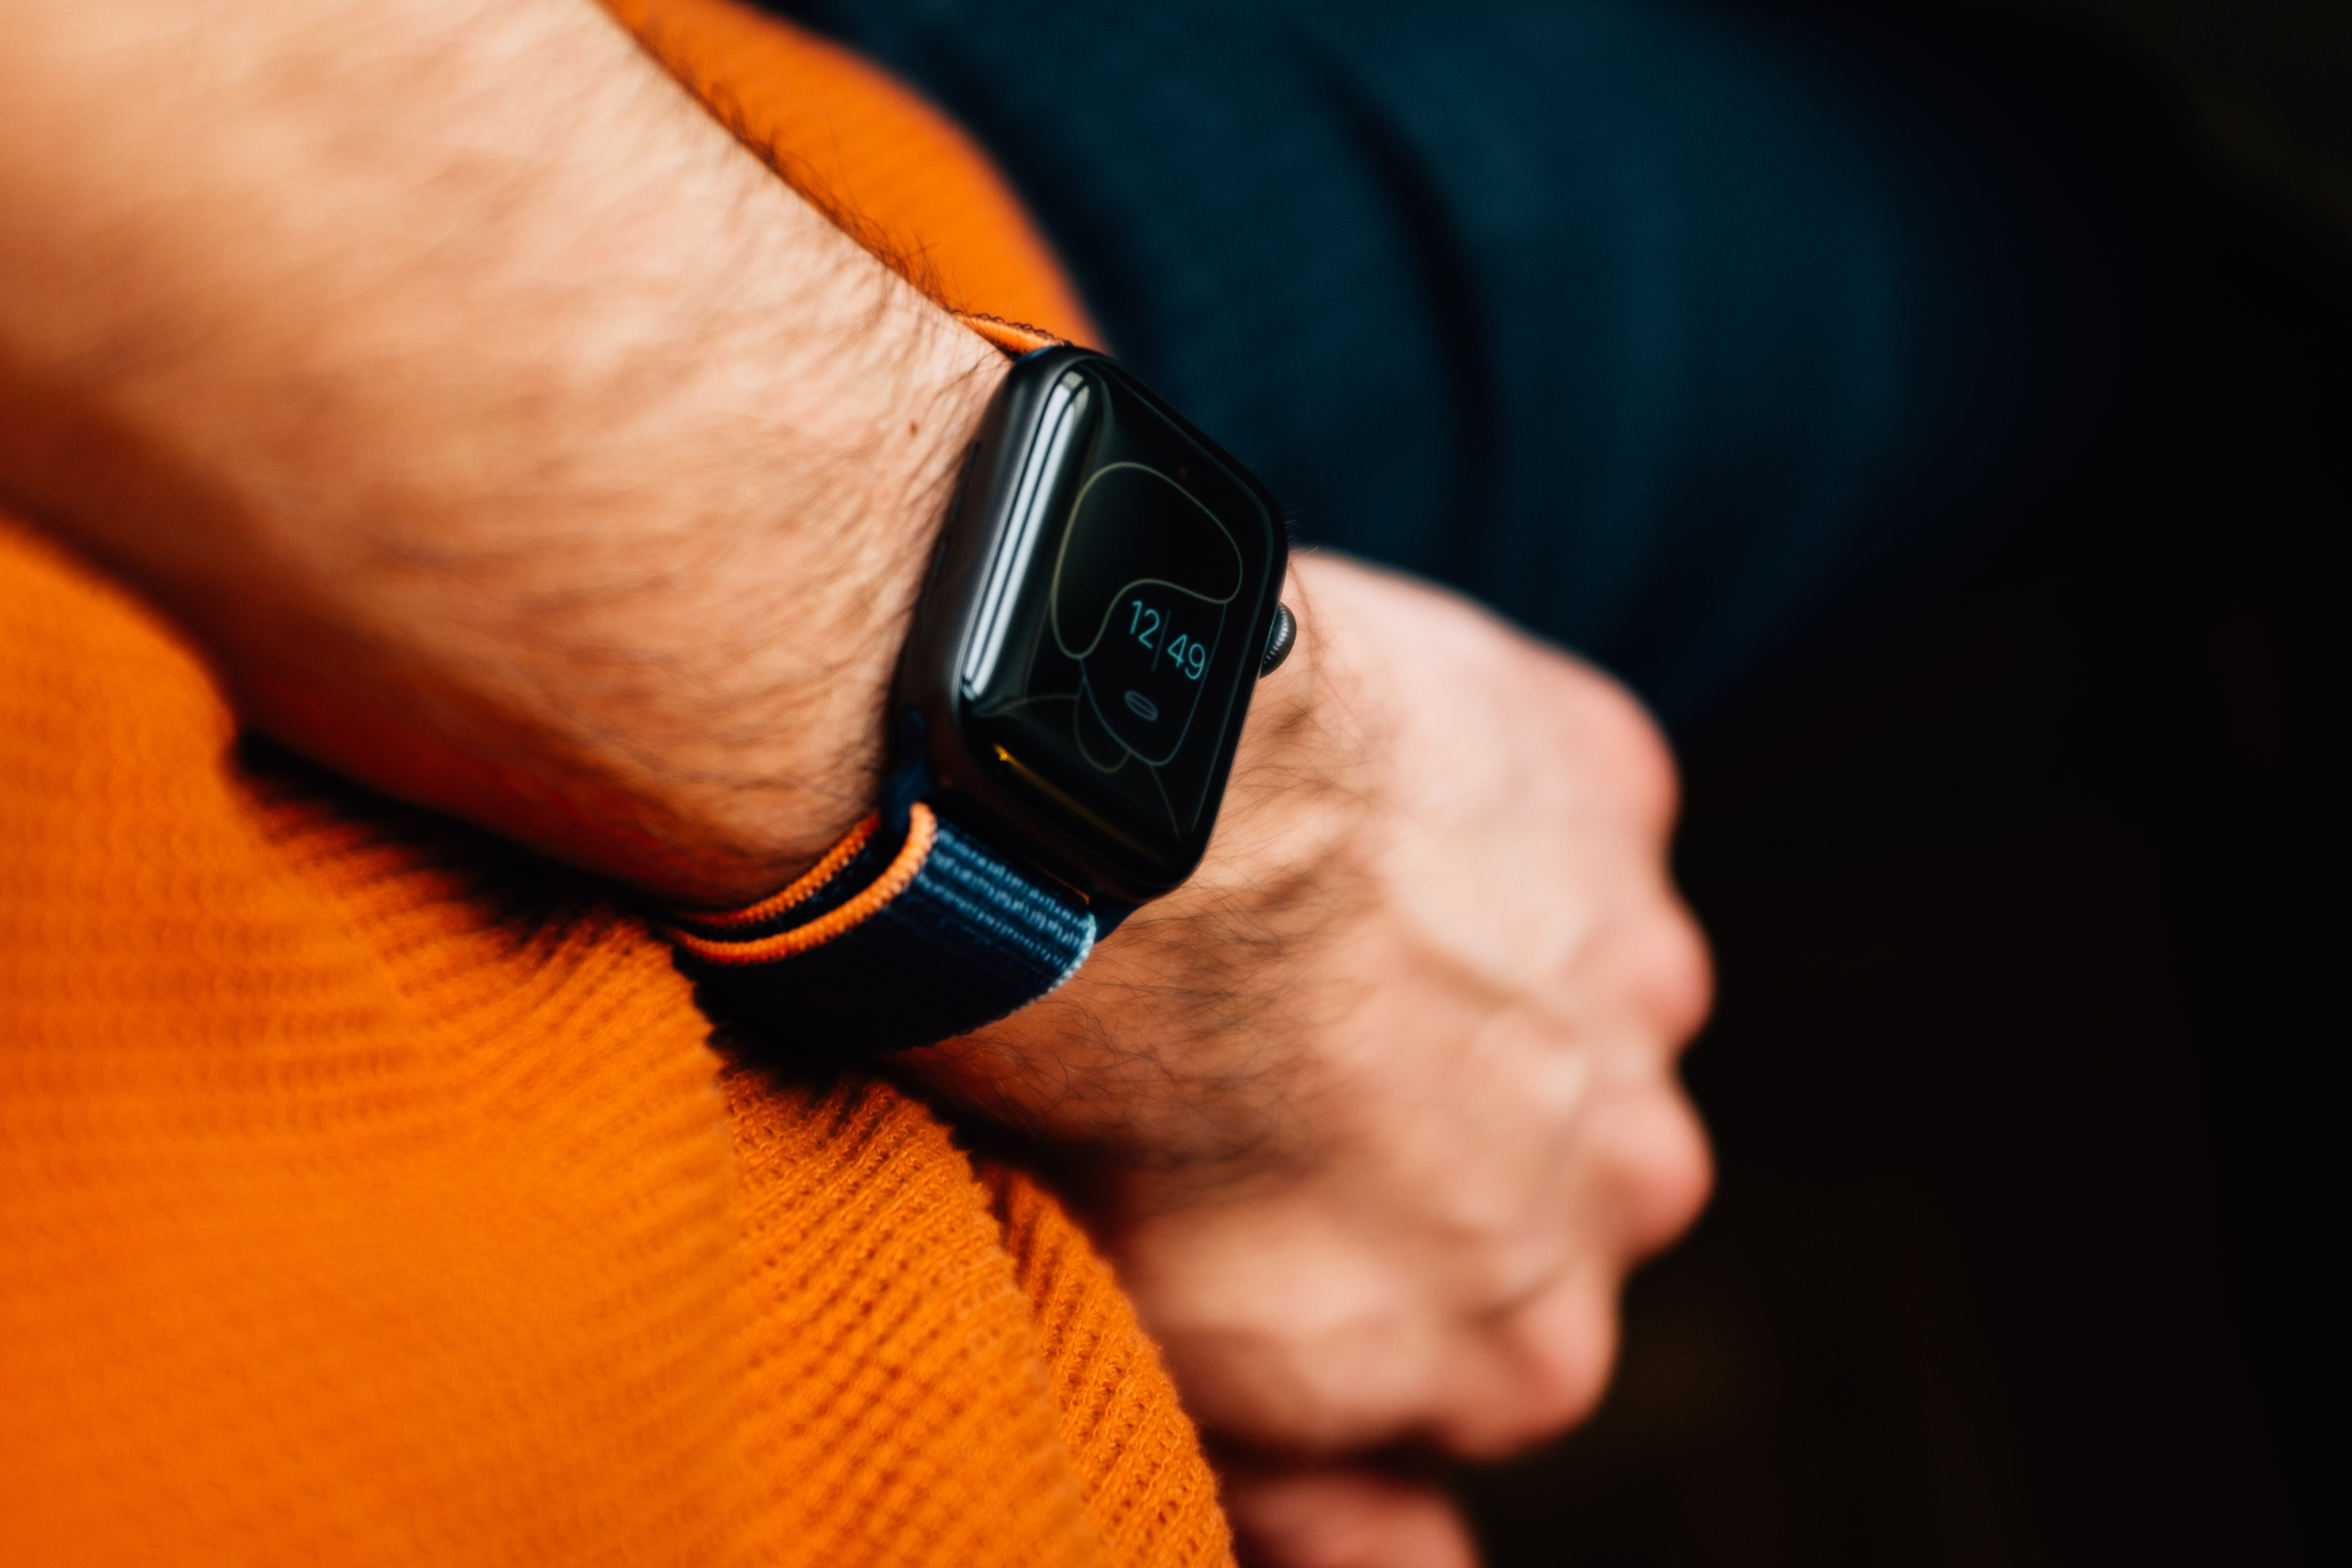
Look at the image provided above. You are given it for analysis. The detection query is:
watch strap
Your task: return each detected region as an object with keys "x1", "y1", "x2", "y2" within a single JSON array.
[
  {"x1": 663, "y1": 799, "x2": 1097, "y2": 1058},
  {"x1": 953, "y1": 309, "x2": 1067, "y2": 358}
]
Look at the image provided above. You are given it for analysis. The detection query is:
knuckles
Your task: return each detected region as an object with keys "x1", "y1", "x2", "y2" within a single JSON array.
[
  {"x1": 1535, "y1": 653, "x2": 1685, "y2": 845},
  {"x1": 1592, "y1": 1073, "x2": 1715, "y2": 1262},
  {"x1": 1430, "y1": 1275, "x2": 1623, "y2": 1458},
  {"x1": 1630, "y1": 893, "x2": 1716, "y2": 1050}
]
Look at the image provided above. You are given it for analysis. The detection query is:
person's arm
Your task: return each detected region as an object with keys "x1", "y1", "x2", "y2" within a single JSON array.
[
  {"x1": 0, "y1": 0, "x2": 996, "y2": 906},
  {"x1": 0, "y1": 6, "x2": 1714, "y2": 1565}
]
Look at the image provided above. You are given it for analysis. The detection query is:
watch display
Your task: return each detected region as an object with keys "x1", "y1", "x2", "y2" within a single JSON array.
[{"x1": 903, "y1": 349, "x2": 1287, "y2": 902}]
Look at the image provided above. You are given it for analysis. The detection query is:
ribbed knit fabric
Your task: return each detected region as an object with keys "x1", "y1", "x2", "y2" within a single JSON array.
[
  {"x1": 985, "y1": 1166, "x2": 1236, "y2": 1563},
  {"x1": 0, "y1": 1, "x2": 1225, "y2": 1562}
]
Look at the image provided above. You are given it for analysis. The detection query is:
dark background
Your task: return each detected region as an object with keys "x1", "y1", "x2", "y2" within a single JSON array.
[{"x1": 1455, "y1": 2, "x2": 2349, "y2": 1562}]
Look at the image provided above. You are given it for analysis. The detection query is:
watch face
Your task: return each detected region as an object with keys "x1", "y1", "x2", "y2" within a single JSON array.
[{"x1": 951, "y1": 358, "x2": 1283, "y2": 890}]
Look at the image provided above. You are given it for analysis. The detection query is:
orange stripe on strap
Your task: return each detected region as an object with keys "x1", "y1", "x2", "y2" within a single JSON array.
[
  {"x1": 953, "y1": 311, "x2": 1066, "y2": 358},
  {"x1": 669, "y1": 804, "x2": 939, "y2": 964},
  {"x1": 676, "y1": 812, "x2": 882, "y2": 933}
]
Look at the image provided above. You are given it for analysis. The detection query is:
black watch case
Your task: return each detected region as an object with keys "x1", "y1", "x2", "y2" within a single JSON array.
[{"x1": 895, "y1": 347, "x2": 1290, "y2": 906}]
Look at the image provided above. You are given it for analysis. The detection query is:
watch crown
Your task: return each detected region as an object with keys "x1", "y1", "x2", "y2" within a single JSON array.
[{"x1": 1259, "y1": 602, "x2": 1298, "y2": 677}]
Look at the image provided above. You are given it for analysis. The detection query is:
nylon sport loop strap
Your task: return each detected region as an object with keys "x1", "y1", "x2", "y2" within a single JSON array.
[
  {"x1": 663, "y1": 799, "x2": 1096, "y2": 1057},
  {"x1": 953, "y1": 311, "x2": 1066, "y2": 358}
]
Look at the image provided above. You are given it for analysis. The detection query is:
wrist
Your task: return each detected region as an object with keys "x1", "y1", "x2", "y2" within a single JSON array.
[
  {"x1": 663, "y1": 338, "x2": 1299, "y2": 1056},
  {"x1": 637, "y1": 314, "x2": 1007, "y2": 905},
  {"x1": 903, "y1": 557, "x2": 1365, "y2": 1167}
]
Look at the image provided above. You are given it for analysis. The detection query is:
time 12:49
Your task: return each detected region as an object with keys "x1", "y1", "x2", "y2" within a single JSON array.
[{"x1": 1128, "y1": 598, "x2": 1207, "y2": 680}]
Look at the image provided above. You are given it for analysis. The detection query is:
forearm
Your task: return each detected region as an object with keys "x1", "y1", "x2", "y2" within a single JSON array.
[{"x1": 0, "y1": 0, "x2": 1001, "y2": 902}]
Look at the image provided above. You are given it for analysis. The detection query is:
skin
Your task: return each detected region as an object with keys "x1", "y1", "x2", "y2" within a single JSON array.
[
  {"x1": 0, "y1": 0, "x2": 1713, "y2": 1561},
  {"x1": 0, "y1": 0, "x2": 1001, "y2": 903}
]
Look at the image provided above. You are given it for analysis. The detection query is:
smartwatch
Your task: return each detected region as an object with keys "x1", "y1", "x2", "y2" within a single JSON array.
[{"x1": 667, "y1": 322, "x2": 1294, "y2": 1058}]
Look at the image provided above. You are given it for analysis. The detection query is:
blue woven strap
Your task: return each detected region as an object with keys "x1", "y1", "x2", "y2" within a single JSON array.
[{"x1": 665, "y1": 802, "x2": 1097, "y2": 1059}]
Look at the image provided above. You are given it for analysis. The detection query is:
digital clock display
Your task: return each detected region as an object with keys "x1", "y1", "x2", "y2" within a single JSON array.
[{"x1": 955, "y1": 362, "x2": 1278, "y2": 880}]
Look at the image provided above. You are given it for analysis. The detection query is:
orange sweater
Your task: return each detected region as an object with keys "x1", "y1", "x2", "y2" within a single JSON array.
[{"x1": 0, "y1": 3, "x2": 1230, "y2": 1564}]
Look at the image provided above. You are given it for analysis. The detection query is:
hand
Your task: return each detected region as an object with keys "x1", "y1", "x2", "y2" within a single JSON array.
[{"x1": 909, "y1": 553, "x2": 1715, "y2": 1561}]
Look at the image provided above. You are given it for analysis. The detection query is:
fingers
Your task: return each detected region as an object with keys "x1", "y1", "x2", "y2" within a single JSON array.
[
  {"x1": 1223, "y1": 1465, "x2": 1481, "y2": 1568},
  {"x1": 1424, "y1": 1071, "x2": 1712, "y2": 1456},
  {"x1": 1589, "y1": 1057, "x2": 1715, "y2": 1264},
  {"x1": 1412, "y1": 1264, "x2": 1621, "y2": 1458},
  {"x1": 1105, "y1": 952, "x2": 1717, "y2": 1456},
  {"x1": 1624, "y1": 886, "x2": 1716, "y2": 1060}
]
